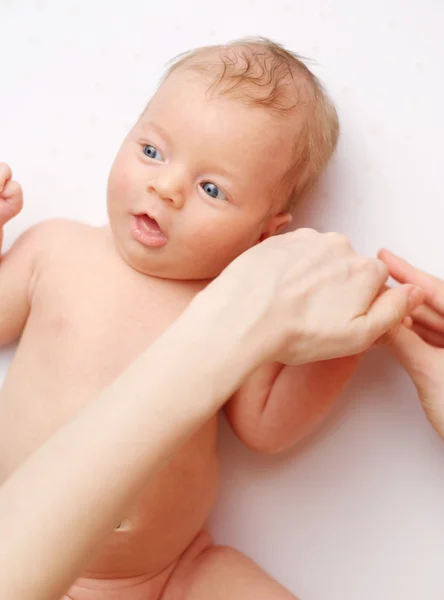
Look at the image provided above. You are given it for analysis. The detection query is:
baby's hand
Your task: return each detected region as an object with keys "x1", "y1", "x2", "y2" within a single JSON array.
[
  {"x1": 0, "y1": 163, "x2": 23, "y2": 228},
  {"x1": 378, "y1": 249, "x2": 444, "y2": 438}
]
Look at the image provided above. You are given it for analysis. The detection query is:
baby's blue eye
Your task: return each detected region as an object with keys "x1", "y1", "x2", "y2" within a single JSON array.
[
  {"x1": 143, "y1": 145, "x2": 164, "y2": 161},
  {"x1": 201, "y1": 182, "x2": 227, "y2": 201}
]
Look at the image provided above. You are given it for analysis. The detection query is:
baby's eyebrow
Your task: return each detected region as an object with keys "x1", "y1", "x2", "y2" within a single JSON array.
[
  {"x1": 216, "y1": 163, "x2": 241, "y2": 184},
  {"x1": 139, "y1": 120, "x2": 171, "y2": 143}
]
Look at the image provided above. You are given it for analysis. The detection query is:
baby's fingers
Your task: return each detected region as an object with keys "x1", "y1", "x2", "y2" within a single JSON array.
[
  {"x1": 0, "y1": 163, "x2": 12, "y2": 191},
  {"x1": 378, "y1": 248, "x2": 444, "y2": 315},
  {"x1": 0, "y1": 179, "x2": 23, "y2": 224}
]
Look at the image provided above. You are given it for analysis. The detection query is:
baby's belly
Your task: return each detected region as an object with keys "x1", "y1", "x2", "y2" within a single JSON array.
[
  {"x1": 0, "y1": 360, "x2": 220, "y2": 579},
  {"x1": 83, "y1": 418, "x2": 220, "y2": 578}
]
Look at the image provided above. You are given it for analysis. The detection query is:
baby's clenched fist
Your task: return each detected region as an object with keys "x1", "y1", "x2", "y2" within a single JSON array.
[{"x1": 0, "y1": 163, "x2": 23, "y2": 227}]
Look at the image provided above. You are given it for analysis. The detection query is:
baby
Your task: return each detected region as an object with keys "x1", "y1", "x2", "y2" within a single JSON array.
[{"x1": 0, "y1": 38, "x2": 360, "y2": 600}]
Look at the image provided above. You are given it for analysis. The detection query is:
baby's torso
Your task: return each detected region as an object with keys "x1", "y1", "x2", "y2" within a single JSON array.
[{"x1": 0, "y1": 223, "x2": 219, "y2": 578}]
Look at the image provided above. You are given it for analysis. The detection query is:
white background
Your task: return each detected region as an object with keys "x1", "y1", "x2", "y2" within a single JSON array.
[{"x1": 1, "y1": 1, "x2": 444, "y2": 598}]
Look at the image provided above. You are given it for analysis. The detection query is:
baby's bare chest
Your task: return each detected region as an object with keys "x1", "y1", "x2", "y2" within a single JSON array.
[
  {"x1": 27, "y1": 257, "x2": 202, "y2": 390},
  {"x1": 0, "y1": 251, "x2": 206, "y2": 476}
]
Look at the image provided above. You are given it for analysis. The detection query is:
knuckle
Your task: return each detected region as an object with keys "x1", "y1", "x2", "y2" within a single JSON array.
[
  {"x1": 350, "y1": 255, "x2": 367, "y2": 272},
  {"x1": 365, "y1": 259, "x2": 382, "y2": 274},
  {"x1": 363, "y1": 258, "x2": 388, "y2": 279},
  {"x1": 296, "y1": 227, "x2": 317, "y2": 239},
  {"x1": 326, "y1": 232, "x2": 351, "y2": 249},
  {"x1": 343, "y1": 256, "x2": 365, "y2": 278},
  {"x1": 375, "y1": 259, "x2": 388, "y2": 279}
]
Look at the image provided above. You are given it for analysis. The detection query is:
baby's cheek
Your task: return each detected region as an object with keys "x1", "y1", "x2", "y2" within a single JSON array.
[
  {"x1": 110, "y1": 169, "x2": 130, "y2": 200},
  {"x1": 108, "y1": 153, "x2": 136, "y2": 200},
  {"x1": 206, "y1": 234, "x2": 252, "y2": 270},
  {"x1": 107, "y1": 169, "x2": 123, "y2": 204}
]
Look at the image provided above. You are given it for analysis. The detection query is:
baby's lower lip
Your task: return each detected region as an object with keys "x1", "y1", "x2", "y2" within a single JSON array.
[{"x1": 131, "y1": 214, "x2": 167, "y2": 248}]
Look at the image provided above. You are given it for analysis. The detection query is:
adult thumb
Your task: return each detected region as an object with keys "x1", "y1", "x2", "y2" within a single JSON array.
[{"x1": 364, "y1": 284, "x2": 424, "y2": 343}]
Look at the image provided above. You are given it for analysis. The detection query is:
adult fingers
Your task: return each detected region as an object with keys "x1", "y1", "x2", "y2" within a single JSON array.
[
  {"x1": 410, "y1": 322, "x2": 444, "y2": 349},
  {"x1": 378, "y1": 248, "x2": 444, "y2": 314},
  {"x1": 352, "y1": 284, "x2": 424, "y2": 349},
  {"x1": 410, "y1": 304, "x2": 444, "y2": 334}
]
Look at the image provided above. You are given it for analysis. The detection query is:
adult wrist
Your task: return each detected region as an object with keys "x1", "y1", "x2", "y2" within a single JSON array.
[{"x1": 176, "y1": 290, "x2": 266, "y2": 409}]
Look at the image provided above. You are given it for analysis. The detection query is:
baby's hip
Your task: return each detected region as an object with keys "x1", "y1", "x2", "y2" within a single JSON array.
[{"x1": 64, "y1": 530, "x2": 213, "y2": 600}]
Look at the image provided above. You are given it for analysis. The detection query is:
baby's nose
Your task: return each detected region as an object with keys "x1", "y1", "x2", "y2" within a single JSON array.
[{"x1": 149, "y1": 167, "x2": 186, "y2": 208}]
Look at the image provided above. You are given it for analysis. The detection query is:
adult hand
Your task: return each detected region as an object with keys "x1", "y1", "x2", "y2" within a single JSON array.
[
  {"x1": 196, "y1": 229, "x2": 424, "y2": 367},
  {"x1": 379, "y1": 249, "x2": 444, "y2": 438}
]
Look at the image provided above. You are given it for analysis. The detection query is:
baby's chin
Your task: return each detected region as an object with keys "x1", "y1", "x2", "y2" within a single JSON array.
[
  {"x1": 113, "y1": 238, "x2": 221, "y2": 281},
  {"x1": 107, "y1": 221, "x2": 244, "y2": 281}
]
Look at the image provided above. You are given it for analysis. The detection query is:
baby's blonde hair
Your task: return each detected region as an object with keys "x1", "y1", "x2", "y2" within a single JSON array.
[{"x1": 162, "y1": 37, "x2": 339, "y2": 209}]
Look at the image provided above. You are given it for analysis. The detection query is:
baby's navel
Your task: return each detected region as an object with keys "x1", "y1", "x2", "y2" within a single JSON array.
[{"x1": 114, "y1": 518, "x2": 130, "y2": 531}]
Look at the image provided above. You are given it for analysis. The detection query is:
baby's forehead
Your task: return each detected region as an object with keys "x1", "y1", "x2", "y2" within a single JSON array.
[{"x1": 147, "y1": 79, "x2": 299, "y2": 152}]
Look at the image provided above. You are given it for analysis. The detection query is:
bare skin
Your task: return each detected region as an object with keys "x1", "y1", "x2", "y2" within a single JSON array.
[
  {"x1": 0, "y1": 220, "x2": 218, "y2": 579},
  {"x1": 379, "y1": 249, "x2": 444, "y2": 436},
  {"x1": 0, "y1": 69, "x2": 409, "y2": 599},
  {"x1": 0, "y1": 205, "x2": 420, "y2": 599}
]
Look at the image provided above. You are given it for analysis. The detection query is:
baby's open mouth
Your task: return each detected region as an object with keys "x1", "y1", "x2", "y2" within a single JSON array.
[{"x1": 131, "y1": 213, "x2": 168, "y2": 248}]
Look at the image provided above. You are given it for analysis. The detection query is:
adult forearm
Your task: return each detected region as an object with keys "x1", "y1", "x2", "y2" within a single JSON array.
[{"x1": 0, "y1": 300, "x2": 257, "y2": 600}]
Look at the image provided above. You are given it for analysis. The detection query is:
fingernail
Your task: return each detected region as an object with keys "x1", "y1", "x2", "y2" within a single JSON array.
[{"x1": 407, "y1": 285, "x2": 424, "y2": 311}]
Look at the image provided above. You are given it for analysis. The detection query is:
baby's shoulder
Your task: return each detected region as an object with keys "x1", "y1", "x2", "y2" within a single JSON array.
[
  {"x1": 26, "y1": 218, "x2": 93, "y2": 244},
  {"x1": 15, "y1": 219, "x2": 107, "y2": 291},
  {"x1": 23, "y1": 219, "x2": 101, "y2": 260},
  {"x1": 6, "y1": 218, "x2": 91, "y2": 263}
]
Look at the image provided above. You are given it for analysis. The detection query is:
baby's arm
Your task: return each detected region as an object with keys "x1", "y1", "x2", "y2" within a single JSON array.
[
  {"x1": 0, "y1": 163, "x2": 37, "y2": 346},
  {"x1": 224, "y1": 356, "x2": 361, "y2": 453}
]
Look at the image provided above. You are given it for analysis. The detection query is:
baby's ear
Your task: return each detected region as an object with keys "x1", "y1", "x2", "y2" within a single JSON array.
[{"x1": 258, "y1": 212, "x2": 293, "y2": 242}]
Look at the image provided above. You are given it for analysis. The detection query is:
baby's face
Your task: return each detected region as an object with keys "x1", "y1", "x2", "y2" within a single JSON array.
[{"x1": 107, "y1": 69, "x2": 294, "y2": 280}]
